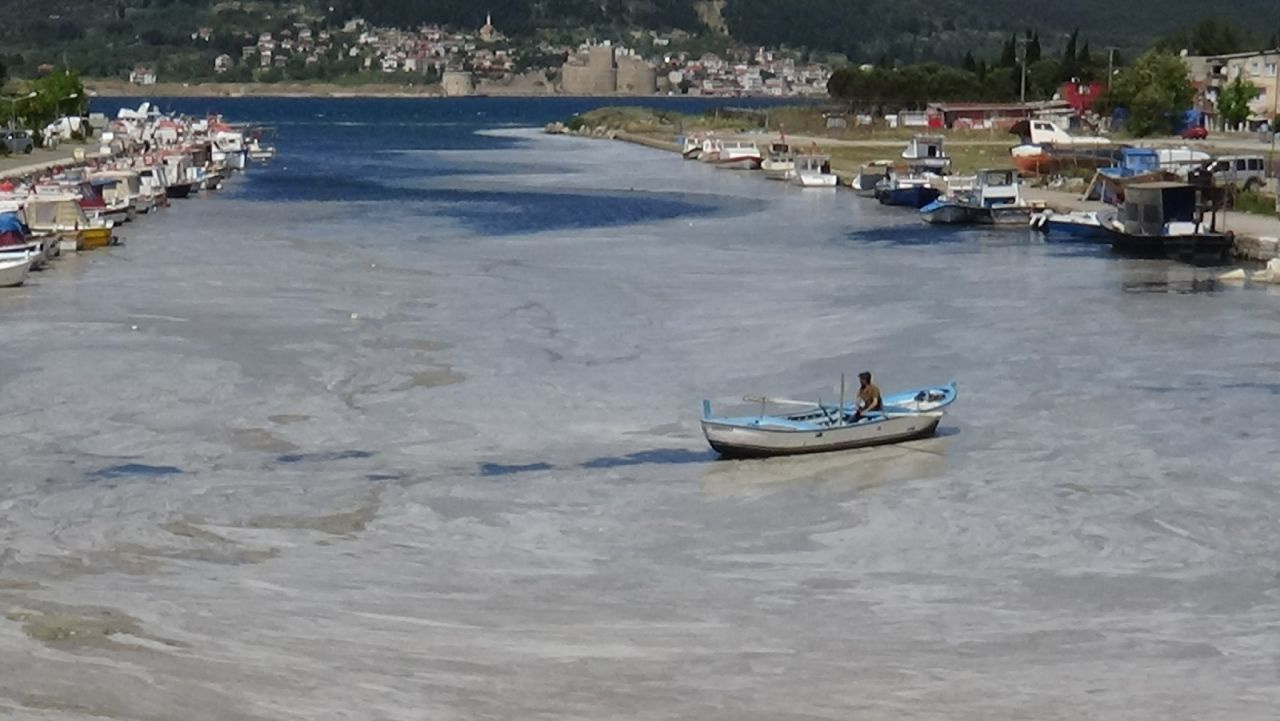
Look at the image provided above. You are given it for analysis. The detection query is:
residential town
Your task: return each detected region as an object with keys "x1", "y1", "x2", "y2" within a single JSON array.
[{"x1": 125, "y1": 15, "x2": 833, "y2": 97}]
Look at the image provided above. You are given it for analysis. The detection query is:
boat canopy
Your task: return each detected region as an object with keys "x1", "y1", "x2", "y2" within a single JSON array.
[
  {"x1": 0, "y1": 212, "x2": 25, "y2": 234},
  {"x1": 26, "y1": 197, "x2": 90, "y2": 228},
  {"x1": 1121, "y1": 182, "x2": 1202, "y2": 235}
]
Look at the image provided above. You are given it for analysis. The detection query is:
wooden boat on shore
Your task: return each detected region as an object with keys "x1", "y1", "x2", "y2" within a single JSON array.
[{"x1": 701, "y1": 381, "x2": 957, "y2": 458}]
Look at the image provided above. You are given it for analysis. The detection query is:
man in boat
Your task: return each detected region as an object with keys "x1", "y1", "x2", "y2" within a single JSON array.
[{"x1": 850, "y1": 371, "x2": 882, "y2": 423}]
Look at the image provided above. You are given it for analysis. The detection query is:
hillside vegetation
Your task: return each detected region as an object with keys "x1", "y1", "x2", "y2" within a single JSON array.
[{"x1": 3, "y1": 0, "x2": 1280, "y2": 79}]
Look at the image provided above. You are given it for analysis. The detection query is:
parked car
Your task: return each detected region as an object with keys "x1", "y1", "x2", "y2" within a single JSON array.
[
  {"x1": 1205, "y1": 155, "x2": 1267, "y2": 190},
  {"x1": 1, "y1": 129, "x2": 34, "y2": 155},
  {"x1": 1182, "y1": 126, "x2": 1209, "y2": 140}
]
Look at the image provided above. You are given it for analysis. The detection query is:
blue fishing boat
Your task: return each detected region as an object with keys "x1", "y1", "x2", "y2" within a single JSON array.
[
  {"x1": 1029, "y1": 209, "x2": 1116, "y2": 240},
  {"x1": 920, "y1": 169, "x2": 1030, "y2": 226},
  {"x1": 701, "y1": 381, "x2": 957, "y2": 458},
  {"x1": 877, "y1": 176, "x2": 941, "y2": 208}
]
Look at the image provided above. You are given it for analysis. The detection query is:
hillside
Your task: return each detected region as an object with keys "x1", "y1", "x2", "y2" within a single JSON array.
[{"x1": 3, "y1": 0, "x2": 1280, "y2": 79}]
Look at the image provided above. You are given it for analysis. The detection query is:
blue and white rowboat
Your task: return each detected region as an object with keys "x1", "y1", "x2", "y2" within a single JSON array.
[{"x1": 701, "y1": 381, "x2": 957, "y2": 458}]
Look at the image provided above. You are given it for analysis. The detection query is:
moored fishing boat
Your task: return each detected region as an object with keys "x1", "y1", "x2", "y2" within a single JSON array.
[
  {"x1": 792, "y1": 153, "x2": 838, "y2": 187},
  {"x1": 1029, "y1": 208, "x2": 1115, "y2": 240},
  {"x1": 680, "y1": 134, "x2": 704, "y2": 160},
  {"x1": 701, "y1": 381, "x2": 957, "y2": 458},
  {"x1": 877, "y1": 172, "x2": 942, "y2": 208},
  {"x1": 24, "y1": 195, "x2": 115, "y2": 251},
  {"x1": 920, "y1": 169, "x2": 1030, "y2": 226},
  {"x1": 761, "y1": 139, "x2": 795, "y2": 181},
  {"x1": 712, "y1": 140, "x2": 763, "y2": 170},
  {"x1": 851, "y1": 161, "x2": 892, "y2": 197},
  {"x1": 1100, "y1": 180, "x2": 1232, "y2": 265}
]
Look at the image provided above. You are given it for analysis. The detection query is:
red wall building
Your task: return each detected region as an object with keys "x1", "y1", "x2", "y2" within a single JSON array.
[{"x1": 1059, "y1": 81, "x2": 1106, "y2": 115}]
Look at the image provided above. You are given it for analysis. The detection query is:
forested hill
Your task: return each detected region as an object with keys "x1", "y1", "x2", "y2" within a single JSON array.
[
  {"x1": 725, "y1": 0, "x2": 1280, "y2": 62},
  {"x1": 4, "y1": 0, "x2": 1280, "y2": 78}
]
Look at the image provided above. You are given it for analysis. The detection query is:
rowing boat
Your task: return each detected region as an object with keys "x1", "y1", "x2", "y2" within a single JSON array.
[{"x1": 701, "y1": 381, "x2": 957, "y2": 458}]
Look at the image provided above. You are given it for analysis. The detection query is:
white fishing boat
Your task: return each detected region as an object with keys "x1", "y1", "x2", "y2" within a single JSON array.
[
  {"x1": 93, "y1": 170, "x2": 153, "y2": 215},
  {"x1": 902, "y1": 134, "x2": 952, "y2": 174},
  {"x1": 761, "y1": 140, "x2": 795, "y2": 180},
  {"x1": 712, "y1": 140, "x2": 763, "y2": 170},
  {"x1": 701, "y1": 381, "x2": 957, "y2": 458},
  {"x1": 697, "y1": 137, "x2": 721, "y2": 164},
  {"x1": 0, "y1": 256, "x2": 32, "y2": 288},
  {"x1": 680, "y1": 134, "x2": 704, "y2": 160},
  {"x1": 792, "y1": 154, "x2": 838, "y2": 187},
  {"x1": 851, "y1": 160, "x2": 892, "y2": 196},
  {"x1": 247, "y1": 135, "x2": 276, "y2": 162}
]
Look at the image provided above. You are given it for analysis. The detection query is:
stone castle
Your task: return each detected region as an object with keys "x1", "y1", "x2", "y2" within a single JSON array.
[{"x1": 560, "y1": 44, "x2": 657, "y2": 96}]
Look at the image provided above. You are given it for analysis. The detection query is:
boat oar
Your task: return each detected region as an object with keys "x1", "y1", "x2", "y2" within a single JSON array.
[{"x1": 742, "y1": 395, "x2": 820, "y2": 407}]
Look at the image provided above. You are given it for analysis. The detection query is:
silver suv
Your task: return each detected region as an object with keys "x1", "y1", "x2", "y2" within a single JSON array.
[
  {"x1": 2, "y1": 129, "x2": 34, "y2": 155},
  {"x1": 1205, "y1": 155, "x2": 1267, "y2": 190}
]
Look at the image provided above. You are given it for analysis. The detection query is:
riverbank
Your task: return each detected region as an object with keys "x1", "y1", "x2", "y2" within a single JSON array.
[{"x1": 564, "y1": 116, "x2": 1280, "y2": 264}]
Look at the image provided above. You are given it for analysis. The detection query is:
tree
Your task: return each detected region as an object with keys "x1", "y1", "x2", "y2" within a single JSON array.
[
  {"x1": 1218, "y1": 74, "x2": 1259, "y2": 129},
  {"x1": 960, "y1": 51, "x2": 976, "y2": 73},
  {"x1": 998, "y1": 33, "x2": 1016, "y2": 67},
  {"x1": 1027, "y1": 31, "x2": 1041, "y2": 64},
  {"x1": 1107, "y1": 51, "x2": 1194, "y2": 136}
]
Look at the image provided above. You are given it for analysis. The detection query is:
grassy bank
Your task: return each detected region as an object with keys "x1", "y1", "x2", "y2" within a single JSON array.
[{"x1": 569, "y1": 105, "x2": 1018, "y2": 175}]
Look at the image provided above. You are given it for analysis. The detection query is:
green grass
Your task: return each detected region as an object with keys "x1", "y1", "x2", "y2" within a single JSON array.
[
  {"x1": 1231, "y1": 189, "x2": 1279, "y2": 217},
  {"x1": 824, "y1": 143, "x2": 1010, "y2": 176}
]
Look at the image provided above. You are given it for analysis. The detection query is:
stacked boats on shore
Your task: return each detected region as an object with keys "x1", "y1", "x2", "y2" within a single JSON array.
[{"x1": 0, "y1": 102, "x2": 275, "y2": 288}]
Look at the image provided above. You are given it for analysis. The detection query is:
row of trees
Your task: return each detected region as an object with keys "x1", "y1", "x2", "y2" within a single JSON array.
[{"x1": 827, "y1": 28, "x2": 1117, "y2": 114}]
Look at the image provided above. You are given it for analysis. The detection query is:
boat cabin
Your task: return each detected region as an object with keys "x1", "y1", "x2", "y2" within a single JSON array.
[
  {"x1": 973, "y1": 169, "x2": 1021, "y2": 207},
  {"x1": 795, "y1": 154, "x2": 831, "y2": 174},
  {"x1": 24, "y1": 196, "x2": 92, "y2": 232},
  {"x1": 1120, "y1": 181, "x2": 1221, "y2": 236},
  {"x1": 902, "y1": 134, "x2": 950, "y2": 172}
]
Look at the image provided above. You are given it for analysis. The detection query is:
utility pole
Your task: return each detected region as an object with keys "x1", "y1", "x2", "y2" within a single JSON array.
[
  {"x1": 1105, "y1": 46, "x2": 1119, "y2": 89},
  {"x1": 1016, "y1": 37, "x2": 1029, "y2": 103}
]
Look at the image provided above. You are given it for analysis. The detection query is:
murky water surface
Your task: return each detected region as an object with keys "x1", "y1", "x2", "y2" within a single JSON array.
[{"x1": 2, "y1": 98, "x2": 1279, "y2": 720}]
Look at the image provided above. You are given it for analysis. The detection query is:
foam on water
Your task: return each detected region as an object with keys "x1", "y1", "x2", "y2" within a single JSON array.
[{"x1": 2, "y1": 99, "x2": 1280, "y2": 719}]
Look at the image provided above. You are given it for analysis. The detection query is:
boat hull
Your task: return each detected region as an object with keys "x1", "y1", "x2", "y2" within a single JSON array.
[
  {"x1": 80, "y1": 227, "x2": 113, "y2": 249},
  {"x1": 703, "y1": 413, "x2": 942, "y2": 458},
  {"x1": 761, "y1": 162, "x2": 795, "y2": 181},
  {"x1": 920, "y1": 201, "x2": 971, "y2": 225},
  {"x1": 794, "y1": 173, "x2": 838, "y2": 188},
  {"x1": 880, "y1": 185, "x2": 940, "y2": 208},
  {"x1": 166, "y1": 183, "x2": 195, "y2": 199},
  {"x1": 973, "y1": 206, "x2": 1032, "y2": 225},
  {"x1": 0, "y1": 257, "x2": 31, "y2": 288},
  {"x1": 1102, "y1": 229, "x2": 1232, "y2": 265},
  {"x1": 713, "y1": 156, "x2": 763, "y2": 170}
]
